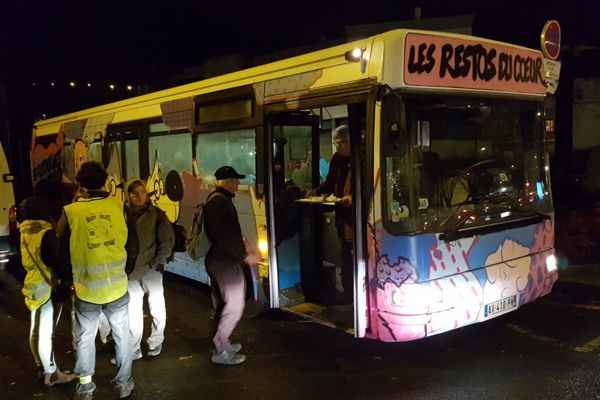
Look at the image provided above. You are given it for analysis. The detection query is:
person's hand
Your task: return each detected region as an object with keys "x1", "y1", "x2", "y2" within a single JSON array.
[
  {"x1": 341, "y1": 195, "x2": 352, "y2": 206},
  {"x1": 244, "y1": 252, "x2": 261, "y2": 266},
  {"x1": 306, "y1": 189, "x2": 318, "y2": 198}
]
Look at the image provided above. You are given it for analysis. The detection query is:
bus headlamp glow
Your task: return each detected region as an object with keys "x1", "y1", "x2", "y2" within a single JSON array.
[
  {"x1": 391, "y1": 289, "x2": 405, "y2": 305},
  {"x1": 546, "y1": 254, "x2": 557, "y2": 272}
]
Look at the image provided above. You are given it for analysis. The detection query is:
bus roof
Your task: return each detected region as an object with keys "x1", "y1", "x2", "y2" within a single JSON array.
[{"x1": 34, "y1": 29, "x2": 545, "y2": 136}]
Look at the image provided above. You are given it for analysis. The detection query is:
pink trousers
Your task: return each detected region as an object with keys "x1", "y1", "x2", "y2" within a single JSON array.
[{"x1": 207, "y1": 261, "x2": 246, "y2": 352}]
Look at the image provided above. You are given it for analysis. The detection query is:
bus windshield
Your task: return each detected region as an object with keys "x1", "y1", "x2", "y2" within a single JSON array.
[{"x1": 382, "y1": 95, "x2": 552, "y2": 235}]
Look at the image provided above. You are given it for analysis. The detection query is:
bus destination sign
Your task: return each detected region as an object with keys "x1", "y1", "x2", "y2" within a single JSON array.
[{"x1": 404, "y1": 33, "x2": 546, "y2": 95}]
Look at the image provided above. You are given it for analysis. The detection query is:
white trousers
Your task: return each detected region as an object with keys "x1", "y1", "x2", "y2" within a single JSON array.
[
  {"x1": 128, "y1": 268, "x2": 166, "y2": 352},
  {"x1": 29, "y1": 299, "x2": 58, "y2": 374}
]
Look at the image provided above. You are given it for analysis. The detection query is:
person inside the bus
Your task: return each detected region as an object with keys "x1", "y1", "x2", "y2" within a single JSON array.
[{"x1": 308, "y1": 125, "x2": 353, "y2": 303}]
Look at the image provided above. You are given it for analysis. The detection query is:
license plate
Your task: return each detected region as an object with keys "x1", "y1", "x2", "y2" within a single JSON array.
[{"x1": 484, "y1": 295, "x2": 517, "y2": 317}]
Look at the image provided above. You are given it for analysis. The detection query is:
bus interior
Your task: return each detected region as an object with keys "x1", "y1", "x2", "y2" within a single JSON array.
[{"x1": 269, "y1": 101, "x2": 367, "y2": 331}]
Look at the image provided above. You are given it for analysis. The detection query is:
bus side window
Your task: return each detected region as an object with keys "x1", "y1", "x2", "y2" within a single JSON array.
[
  {"x1": 89, "y1": 140, "x2": 103, "y2": 163},
  {"x1": 62, "y1": 142, "x2": 74, "y2": 182},
  {"x1": 195, "y1": 129, "x2": 256, "y2": 188},
  {"x1": 148, "y1": 129, "x2": 192, "y2": 180},
  {"x1": 124, "y1": 138, "x2": 140, "y2": 180}
]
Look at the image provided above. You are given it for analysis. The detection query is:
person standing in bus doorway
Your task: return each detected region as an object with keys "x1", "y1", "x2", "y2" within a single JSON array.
[
  {"x1": 121, "y1": 179, "x2": 174, "y2": 360},
  {"x1": 308, "y1": 125, "x2": 354, "y2": 303},
  {"x1": 204, "y1": 166, "x2": 260, "y2": 365},
  {"x1": 19, "y1": 196, "x2": 77, "y2": 388},
  {"x1": 56, "y1": 161, "x2": 134, "y2": 400}
]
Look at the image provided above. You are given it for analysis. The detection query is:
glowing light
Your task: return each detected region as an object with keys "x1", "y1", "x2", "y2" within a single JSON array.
[
  {"x1": 126, "y1": 85, "x2": 133, "y2": 91},
  {"x1": 50, "y1": 82, "x2": 55, "y2": 86},
  {"x1": 546, "y1": 254, "x2": 557, "y2": 272},
  {"x1": 500, "y1": 211, "x2": 511, "y2": 218},
  {"x1": 69, "y1": 81, "x2": 76, "y2": 87},
  {"x1": 391, "y1": 289, "x2": 405, "y2": 305},
  {"x1": 480, "y1": 147, "x2": 486, "y2": 151},
  {"x1": 344, "y1": 47, "x2": 364, "y2": 62},
  {"x1": 87, "y1": 83, "x2": 92, "y2": 87},
  {"x1": 109, "y1": 84, "x2": 115, "y2": 90},
  {"x1": 258, "y1": 239, "x2": 268, "y2": 256}
]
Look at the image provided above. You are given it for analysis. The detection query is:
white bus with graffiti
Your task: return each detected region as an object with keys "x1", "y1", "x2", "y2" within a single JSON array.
[{"x1": 31, "y1": 28, "x2": 558, "y2": 342}]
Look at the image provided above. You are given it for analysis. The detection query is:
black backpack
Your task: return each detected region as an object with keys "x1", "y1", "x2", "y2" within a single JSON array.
[
  {"x1": 155, "y1": 211, "x2": 187, "y2": 263},
  {"x1": 170, "y1": 222, "x2": 188, "y2": 261}
]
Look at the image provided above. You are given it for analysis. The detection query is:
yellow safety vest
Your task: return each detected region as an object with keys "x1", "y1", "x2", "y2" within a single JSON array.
[
  {"x1": 20, "y1": 220, "x2": 53, "y2": 311},
  {"x1": 65, "y1": 196, "x2": 128, "y2": 304}
]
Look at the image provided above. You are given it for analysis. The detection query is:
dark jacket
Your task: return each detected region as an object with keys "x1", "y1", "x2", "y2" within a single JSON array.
[
  {"x1": 125, "y1": 202, "x2": 175, "y2": 279},
  {"x1": 204, "y1": 187, "x2": 247, "y2": 265},
  {"x1": 317, "y1": 152, "x2": 353, "y2": 242}
]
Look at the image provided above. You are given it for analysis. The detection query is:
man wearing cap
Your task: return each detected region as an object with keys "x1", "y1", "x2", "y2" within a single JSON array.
[{"x1": 204, "y1": 165, "x2": 260, "y2": 365}]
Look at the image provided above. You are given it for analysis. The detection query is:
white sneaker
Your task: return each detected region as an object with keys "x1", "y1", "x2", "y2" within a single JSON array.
[
  {"x1": 147, "y1": 344, "x2": 162, "y2": 357},
  {"x1": 228, "y1": 343, "x2": 242, "y2": 353},
  {"x1": 211, "y1": 350, "x2": 246, "y2": 365},
  {"x1": 116, "y1": 382, "x2": 134, "y2": 399}
]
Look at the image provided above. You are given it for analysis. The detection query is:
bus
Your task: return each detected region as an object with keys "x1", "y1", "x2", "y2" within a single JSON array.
[
  {"x1": 0, "y1": 139, "x2": 17, "y2": 267},
  {"x1": 30, "y1": 28, "x2": 558, "y2": 342}
]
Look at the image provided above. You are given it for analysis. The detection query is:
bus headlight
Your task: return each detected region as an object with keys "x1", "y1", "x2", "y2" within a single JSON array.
[{"x1": 546, "y1": 254, "x2": 557, "y2": 272}]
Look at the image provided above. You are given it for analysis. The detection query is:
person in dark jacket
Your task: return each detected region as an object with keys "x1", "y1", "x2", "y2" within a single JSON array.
[
  {"x1": 308, "y1": 125, "x2": 354, "y2": 302},
  {"x1": 204, "y1": 166, "x2": 260, "y2": 365},
  {"x1": 123, "y1": 179, "x2": 174, "y2": 359}
]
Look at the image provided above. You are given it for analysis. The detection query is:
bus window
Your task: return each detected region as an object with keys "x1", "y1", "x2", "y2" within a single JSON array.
[
  {"x1": 195, "y1": 129, "x2": 256, "y2": 187},
  {"x1": 124, "y1": 139, "x2": 139, "y2": 179},
  {"x1": 89, "y1": 141, "x2": 103, "y2": 163},
  {"x1": 62, "y1": 142, "x2": 74, "y2": 182},
  {"x1": 148, "y1": 124, "x2": 192, "y2": 180}
]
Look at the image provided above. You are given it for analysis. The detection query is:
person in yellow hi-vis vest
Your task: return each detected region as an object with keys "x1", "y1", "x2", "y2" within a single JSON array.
[
  {"x1": 56, "y1": 161, "x2": 134, "y2": 400},
  {"x1": 19, "y1": 196, "x2": 77, "y2": 387}
]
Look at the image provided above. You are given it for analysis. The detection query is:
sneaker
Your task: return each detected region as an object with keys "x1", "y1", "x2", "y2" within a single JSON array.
[
  {"x1": 228, "y1": 343, "x2": 242, "y2": 353},
  {"x1": 44, "y1": 369, "x2": 77, "y2": 386},
  {"x1": 211, "y1": 350, "x2": 246, "y2": 365},
  {"x1": 147, "y1": 344, "x2": 162, "y2": 357},
  {"x1": 111, "y1": 349, "x2": 142, "y2": 365},
  {"x1": 74, "y1": 391, "x2": 94, "y2": 400},
  {"x1": 100, "y1": 334, "x2": 114, "y2": 345},
  {"x1": 116, "y1": 383, "x2": 134, "y2": 399}
]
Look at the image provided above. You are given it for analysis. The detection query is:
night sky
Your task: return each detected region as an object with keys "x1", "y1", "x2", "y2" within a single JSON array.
[
  {"x1": 0, "y1": 0, "x2": 594, "y2": 199},
  {"x1": 1, "y1": 0, "x2": 594, "y2": 89}
]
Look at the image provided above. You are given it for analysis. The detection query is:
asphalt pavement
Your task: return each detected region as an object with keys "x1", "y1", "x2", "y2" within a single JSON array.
[
  {"x1": 558, "y1": 262, "x2": 600, "y2": 288},
  {"x1": 0, "y1": 260, "x2": 598, "y2": 400}
]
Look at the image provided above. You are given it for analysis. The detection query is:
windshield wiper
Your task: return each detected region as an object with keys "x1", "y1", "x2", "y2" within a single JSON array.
[{"x1": 439, "y1": 197, "x2": 547, "y2": 242}]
